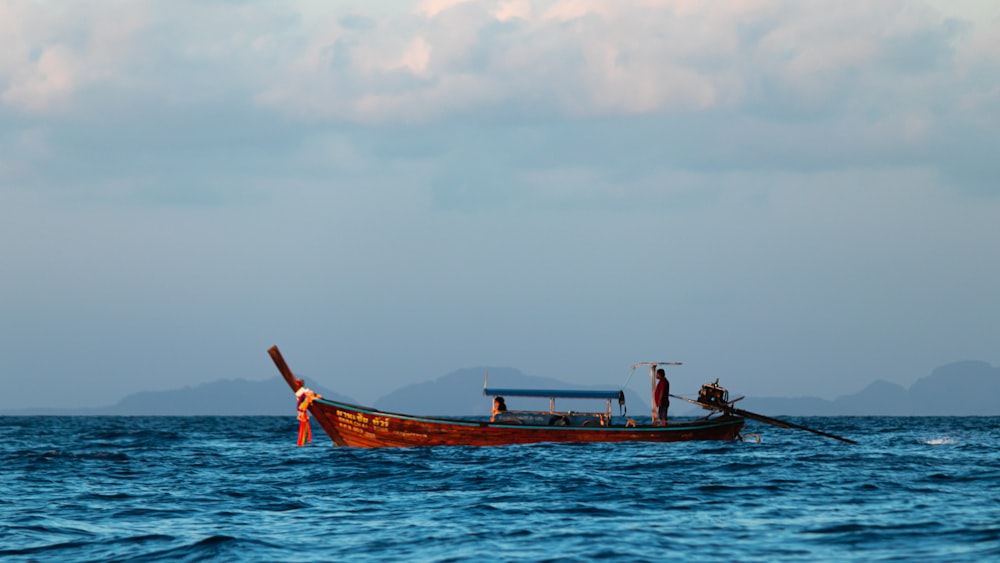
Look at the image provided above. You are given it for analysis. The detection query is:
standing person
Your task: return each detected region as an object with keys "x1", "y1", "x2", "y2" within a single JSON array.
[{"x1": 654, "y1": 368, "x2": 670, "y2": 425}]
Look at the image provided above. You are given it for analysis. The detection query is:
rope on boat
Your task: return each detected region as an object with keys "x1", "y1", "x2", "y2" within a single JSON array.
[
  {"x1": 615, "y1": 366, "x2": 641, "y2": 417},
  {"x1": 621, "y1": 365, "x2": 638, "y2": 390}
]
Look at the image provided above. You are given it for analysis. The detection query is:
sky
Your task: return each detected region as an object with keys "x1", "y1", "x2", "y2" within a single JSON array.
[{"x1": 1, "y1": 0, "x2": 999, "y2": 411}]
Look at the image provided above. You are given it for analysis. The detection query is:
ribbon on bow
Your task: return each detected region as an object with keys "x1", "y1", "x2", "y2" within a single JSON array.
[{"x1": 295, "y1": 387, "x2": 322, "y2": 446}]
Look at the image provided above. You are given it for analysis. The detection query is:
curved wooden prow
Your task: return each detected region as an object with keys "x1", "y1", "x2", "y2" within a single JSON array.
[{"x1": 268, "y1": 345, "x2": 304, "y2": 393}]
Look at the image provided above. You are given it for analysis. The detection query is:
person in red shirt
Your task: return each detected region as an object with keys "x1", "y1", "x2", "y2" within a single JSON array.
[{"x1": 654, "y1": 368, "x2": 670, "y2": 425}]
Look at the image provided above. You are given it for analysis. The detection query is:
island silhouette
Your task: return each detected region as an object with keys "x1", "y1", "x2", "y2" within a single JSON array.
[{"x1": 3, "y1": 361, "x2": 997, "y2": 416}]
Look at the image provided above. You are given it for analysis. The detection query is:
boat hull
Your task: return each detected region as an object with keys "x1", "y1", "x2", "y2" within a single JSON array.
[{"x1": 307, "y1": 398, "x2": 745, "y2": 448}]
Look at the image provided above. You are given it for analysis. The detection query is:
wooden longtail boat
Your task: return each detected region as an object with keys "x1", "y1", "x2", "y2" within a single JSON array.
[{"x1": 268, "y1": 346, "x2": 746, "y2": 447}]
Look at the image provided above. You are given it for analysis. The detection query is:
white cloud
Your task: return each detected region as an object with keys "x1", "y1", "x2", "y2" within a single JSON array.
[
  {"x1": 419, "y1": 0, "x2": 474, "y2": 18},
  {"x1": 493, "y1": 0, "x2": 532, "y2": 22},
  {"x1": 924, "y1": 0, "x2": 1000, "y2": 22},
  {"x1": 0, "y1": 1, "x2": 147, "y2": 113},
  {"x1": 2, "y1": 0, "x2": 994, "y2": 126},
  {"x1": 2, "y1": 45, "x2": 79, "y2": 112},
  {"x1": 242, "y1": 0, "x2": 993, "y2": 129},
  {"x1": 398, "y1": 36, "x2": 432, "y2": 73},
  {"x1": 1, "y1": 0, "x2": 997, "y2": 204}
]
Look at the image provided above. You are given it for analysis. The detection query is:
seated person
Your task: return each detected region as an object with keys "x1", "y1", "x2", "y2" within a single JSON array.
[{"x1": 491, "y1": 396, "x2": 507, "y2": 422}]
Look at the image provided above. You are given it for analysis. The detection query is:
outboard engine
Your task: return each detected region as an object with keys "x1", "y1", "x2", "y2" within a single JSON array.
[{"x1": 697, "y1": 379, "x2": 730, "y2": 407}]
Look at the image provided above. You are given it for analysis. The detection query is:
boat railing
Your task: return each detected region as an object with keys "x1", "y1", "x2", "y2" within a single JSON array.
[{"x1": 493, "y1": 410, "x2": 610, "y2": 427}]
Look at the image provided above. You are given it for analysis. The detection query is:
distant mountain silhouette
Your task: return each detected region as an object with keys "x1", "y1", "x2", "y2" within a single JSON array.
[
  {"x1": 4, "y1": 361, "x2": 996, "y2": 416},
  {"x1": 742, "y1": 361, "x2": 1000, "y2": 416},
  {"x1": 1, "y1": 377, "x2": 354, "y2": 416},
  {"x1": 374, "y1": 366, "x2": 646, "y2": 417}
]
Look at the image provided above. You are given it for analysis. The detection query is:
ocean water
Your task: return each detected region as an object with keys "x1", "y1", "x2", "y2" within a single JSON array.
[{"x1": 1, "y1": 416, "x2": 997, "y2": 562}]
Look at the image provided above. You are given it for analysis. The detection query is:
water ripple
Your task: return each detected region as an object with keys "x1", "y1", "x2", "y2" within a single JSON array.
[{"x1": 0, "y1": 416, "x2": 998, "y2": 562}]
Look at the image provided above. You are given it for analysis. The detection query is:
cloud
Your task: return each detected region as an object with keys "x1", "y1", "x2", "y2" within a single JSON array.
[
  {"x1": 226, "y1": 0, "x2": 997, "y2": 127},
  {"x1": 1, "y1": 0, "x2": 998, "y2": 209},
  {"x1": 0, "y1": 1, "x2": 148, "y2": 113},
  {"x1": 2, "y1": 0, "x2": 994, "y2": 120}
]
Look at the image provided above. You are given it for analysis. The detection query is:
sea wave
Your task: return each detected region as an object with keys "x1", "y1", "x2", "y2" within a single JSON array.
[{"x1": 0, "y1": 416, "x2": 997, "y2": 562}]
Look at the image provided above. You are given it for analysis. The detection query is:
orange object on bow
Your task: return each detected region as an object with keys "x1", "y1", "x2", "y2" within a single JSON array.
[{"x1": 295, "y1": 388, "x2": 321, "y2": 447}]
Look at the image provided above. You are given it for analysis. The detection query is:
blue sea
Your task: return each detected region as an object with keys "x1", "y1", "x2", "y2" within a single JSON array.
[{"x1": 1, "y1": 416, "x2": 998, "y2": 562}]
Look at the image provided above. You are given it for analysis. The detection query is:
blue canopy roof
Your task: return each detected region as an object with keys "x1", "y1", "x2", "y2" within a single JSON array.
[{"x1": 483, "y1": 387, "x2": 622, "y2": 400}]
